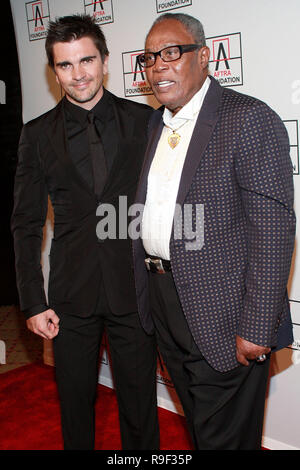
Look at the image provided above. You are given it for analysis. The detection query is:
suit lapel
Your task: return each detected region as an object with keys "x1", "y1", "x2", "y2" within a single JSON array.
[
  {"x1": 136, "y1": 78, "x2": 223, "y2": 208},
  {"x1": 135, "y1": 110, "x2": 164, "y2": 205},
  {"x1": 176, "y1": 76, "x2": 223, "y2": 206},
  {"x1": 46, "y1": 100, "x2": 68, "y2": 164},
  {"x1": 100, "y1": 93, "x2": 136, "y2": 193},
  {"x1": 107, "y1": 94, "x2": 133, "y2": 178},
  {"x1": 46, "y1": 99, "x2": 94, "y2": 195},
  {"x1": 110, "y1": 93, "x2": 135, "y2": 141},
  {"x1": 46, "y1": 93, "x2": 137, "y2": 198}
]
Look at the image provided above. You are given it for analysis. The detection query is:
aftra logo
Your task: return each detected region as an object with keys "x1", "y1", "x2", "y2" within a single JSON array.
[
  {"x1": 26, "y1": 0, "x2": 50, "y2": 41},
  {"x1": 156, "y1": 0, "x2": 192, "y2": 13},
  {"x1": 84, "y1": 0, "x2": 114, "y2": 25},
  {"x1": 206, "y1": 33, "x2": 243, "y2": 87},
  {"x1": 122, "y1": 50, "x2": 153, "y2": 97},
  {"x1": 284, "y1": 120, "x2": 299, "y2": 175}
]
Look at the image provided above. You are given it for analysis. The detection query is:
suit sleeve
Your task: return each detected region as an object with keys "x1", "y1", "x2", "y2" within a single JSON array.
[
  {"x1": 11, "y1": 124, "x2": 49, "y2": 318},
  {"x1": 234, "y1": 101, "x2": 296, "y2": 347}
]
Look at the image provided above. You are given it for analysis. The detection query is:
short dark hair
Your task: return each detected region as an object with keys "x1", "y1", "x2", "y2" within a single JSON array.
[
  {"x1": 147, "y1": 13, "x2": 206, "y2": 48},
  {"x1": 45, "y1": 14, "x2": 109, "y2": 68}
]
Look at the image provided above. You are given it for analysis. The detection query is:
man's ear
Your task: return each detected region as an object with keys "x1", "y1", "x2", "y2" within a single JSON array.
[
  {"x1": 103, "y1": 54, "x2": 109, "y2": 76},
  {"x1": 198, "y1": 46, "x2": 210, "y2": 69}
]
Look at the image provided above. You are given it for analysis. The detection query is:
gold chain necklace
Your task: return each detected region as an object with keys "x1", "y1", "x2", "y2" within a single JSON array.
[{"x1": 165, "y1": 120, "x2": 188, "y2": 149}]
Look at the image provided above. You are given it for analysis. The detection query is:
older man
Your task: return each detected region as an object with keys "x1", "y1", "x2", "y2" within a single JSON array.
[{"x1": 133, "y1": 13, "x2": 295, "y2": 449}]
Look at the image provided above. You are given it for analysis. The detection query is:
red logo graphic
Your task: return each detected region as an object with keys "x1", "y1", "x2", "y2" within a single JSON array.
[
  {"x1": 207, "y1": 32, "x2": 243, "y2": 87},
  {"x1": 26, "y1": 0, "x2": 50, "y2": 41},
  {"x1": 122, "y1": 49, "x2": 152, "y2": 97},
  {"x1": 84, "y1": 0, "x2": 114, "y2": 24}
]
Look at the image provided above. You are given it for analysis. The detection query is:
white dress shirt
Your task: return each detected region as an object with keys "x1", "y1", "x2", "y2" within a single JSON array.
[{"x1": 142, "y1": 77, "x2": 210, "y2": 260}]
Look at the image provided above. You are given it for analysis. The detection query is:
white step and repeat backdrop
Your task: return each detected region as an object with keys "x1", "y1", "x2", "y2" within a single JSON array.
[{"x1": 10, "y1": 0, "x2": 300, "y2": 450}]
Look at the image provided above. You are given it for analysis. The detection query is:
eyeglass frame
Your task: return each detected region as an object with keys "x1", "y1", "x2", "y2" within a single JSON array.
[{"x1": 136, "y1": 44, "x2": 202, "y2": 68}]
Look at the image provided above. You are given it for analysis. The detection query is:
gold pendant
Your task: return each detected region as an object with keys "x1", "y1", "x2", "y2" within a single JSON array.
[{"x1": 168, "y1": 132, "x2": 180, "y2": 149}]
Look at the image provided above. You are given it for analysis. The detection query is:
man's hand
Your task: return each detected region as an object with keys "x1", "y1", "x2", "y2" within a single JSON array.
[
  {"x1": 26, "y1": 309, "x2": 60, "y2": 340},
  {"x1": 236, "y1": 335, "x2": 271, "y2": 366}
]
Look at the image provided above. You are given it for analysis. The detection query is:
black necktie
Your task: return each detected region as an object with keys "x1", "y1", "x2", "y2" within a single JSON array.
[{"x1": 87, "y1": 111, "x2": 107, "y2": 198}]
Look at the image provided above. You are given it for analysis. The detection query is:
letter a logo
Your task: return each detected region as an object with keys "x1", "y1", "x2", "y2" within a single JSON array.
[
  {"x1": 92, "y1": 0, "x2": 104, "y2": 11},
  {"x1": 34, "y1": 3, "x2": 43, "y2": 26},
  {"x1": 133, "y1": 57, "x2": 145, "y2": 81},
  {"x1": 215, "y1": 42, "x2": 230, "y2": 71}
]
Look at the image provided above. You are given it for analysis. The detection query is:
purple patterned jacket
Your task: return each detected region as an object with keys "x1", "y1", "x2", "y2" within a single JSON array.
[{"x1": 133, "y1": 76, "x2": 295, "y2": 372}]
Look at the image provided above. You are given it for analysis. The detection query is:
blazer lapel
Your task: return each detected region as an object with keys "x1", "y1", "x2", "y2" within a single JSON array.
[
  {"x1": 111, "y1": 93, "x2": 135, "y2": 141},
  {"x1": 46, "y1": 101, "x2": 68, "y2": 164},
  {"x1": 100, "y1": 93, "x2": 135, "y2": 193},
  {"x1": 176, "y1": 76, "x2": 223, "y2": 206},
  {"x1": 46, "y1": 99, "x2": 94, "y2": 195},
  {"x1": 135, "y1": 110, "x2": 164, "y2": 205},
  {"x1": 136, "y1": 78, "x2": 223, "y2": 207}
]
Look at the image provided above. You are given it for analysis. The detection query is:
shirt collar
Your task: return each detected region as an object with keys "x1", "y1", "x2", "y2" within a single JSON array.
[
  {"x1": 90, "y1": 87, "x2": 110, "y2": 123},
  {"x1": 163, "y1": 76, "x2": 210, "y2": 129},
  {"x1": 63, "y1": 87, "x2": 110, "y2": 126}
]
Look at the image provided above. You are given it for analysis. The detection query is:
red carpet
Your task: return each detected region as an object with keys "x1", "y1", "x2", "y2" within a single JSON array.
[{"x1": 0, "y1": 363, "x2": 193, "y2": 450}]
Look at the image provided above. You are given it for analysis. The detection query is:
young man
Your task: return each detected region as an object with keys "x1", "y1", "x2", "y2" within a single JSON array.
[
  {"x1": 11, "y1": 14, "x2": 159, "y2": 450},
  {"x1": 133, "y1": 12, "x2": 295, "y2": 449}
]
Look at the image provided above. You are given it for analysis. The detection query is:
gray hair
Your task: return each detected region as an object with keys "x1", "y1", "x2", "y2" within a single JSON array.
[{"x1": 147, "y1": 13, "x2": 206, "y2": 47}]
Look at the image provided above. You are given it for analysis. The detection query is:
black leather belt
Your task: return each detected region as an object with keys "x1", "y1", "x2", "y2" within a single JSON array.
[{"x1": 145, "y1": 255, "x2": 171, "y2": 274}]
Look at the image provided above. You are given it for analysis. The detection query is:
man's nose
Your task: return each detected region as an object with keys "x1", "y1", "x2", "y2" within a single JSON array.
[
  {"x1": 153, "y1": 55, "x2": 169, "y2": 72},
  {"x1": 72, "y1": 63, "x2": 86, "y2": 80}
]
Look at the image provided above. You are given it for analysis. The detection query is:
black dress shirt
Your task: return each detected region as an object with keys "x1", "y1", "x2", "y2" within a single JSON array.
[
  {"x1": 64, "y1": 87, "x2": 118, "y2": 181},
  {"x1": 25, "y1": 89, "x2": 118, "y2": 318}
]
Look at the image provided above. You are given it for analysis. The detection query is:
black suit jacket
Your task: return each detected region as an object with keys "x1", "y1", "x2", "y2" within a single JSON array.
[
  {"x1": 12, "y1": 91, "x2": 153, "y2": 318},
  {"x1": 133, "y1": 77, "x2": 295, "y2": 372}
]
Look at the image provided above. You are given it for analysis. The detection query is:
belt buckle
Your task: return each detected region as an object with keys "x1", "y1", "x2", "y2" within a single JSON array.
[{"x1": 145, "y1": 257, "x2": 165, "y2": 274}]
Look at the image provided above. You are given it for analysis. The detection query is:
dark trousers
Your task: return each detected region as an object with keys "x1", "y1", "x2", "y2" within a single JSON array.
[
  {"x1": 53, "y1": 283, "x2": 159, "y2": 450},
  {"x1": 149, "y1": 270, "x2": 270, "y2": 450}
]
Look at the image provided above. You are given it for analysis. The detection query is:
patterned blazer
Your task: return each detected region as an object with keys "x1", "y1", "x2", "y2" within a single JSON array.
[{"x1": 133, "y1": 76, "x2": 296, "y2": 372}]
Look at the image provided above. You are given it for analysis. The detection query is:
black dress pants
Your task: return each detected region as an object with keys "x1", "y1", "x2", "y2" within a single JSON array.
[
  {"x1": 149, "y1": 270, "x2": 270, "y2": 450},
  {"x1": 53, "y1": 283, "x2": 159, "y2": 450}
]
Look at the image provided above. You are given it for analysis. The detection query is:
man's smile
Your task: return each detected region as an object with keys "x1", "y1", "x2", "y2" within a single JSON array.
[{"x1": 155, "y1": 80, "x2": 175, "y2": 89}]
